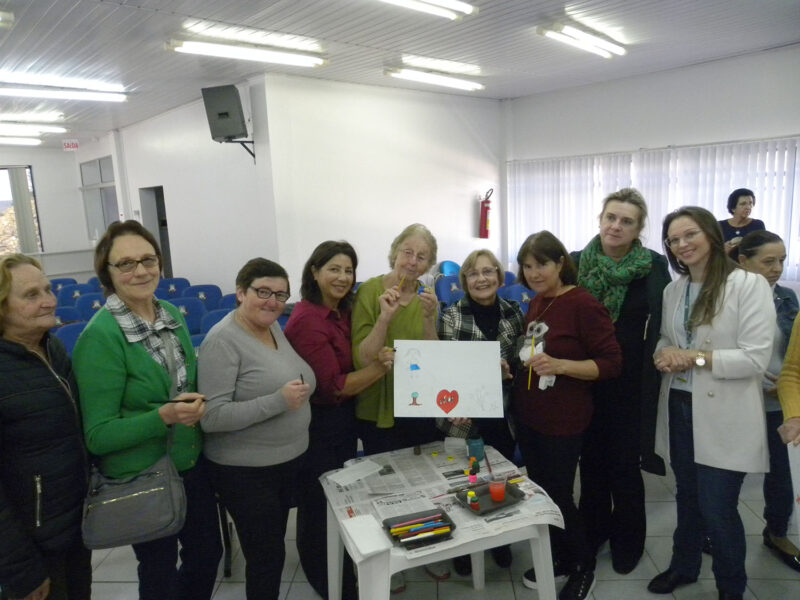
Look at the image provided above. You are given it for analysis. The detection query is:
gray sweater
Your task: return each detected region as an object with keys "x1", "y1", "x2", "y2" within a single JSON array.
[{"x1": 198, "y1": 312, "x2": 315, "y2": 466}]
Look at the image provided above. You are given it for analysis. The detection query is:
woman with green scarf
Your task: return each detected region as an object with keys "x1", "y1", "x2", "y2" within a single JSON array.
[{"x1": 572, "y1": 188, "x2": 671, "y2": 574}]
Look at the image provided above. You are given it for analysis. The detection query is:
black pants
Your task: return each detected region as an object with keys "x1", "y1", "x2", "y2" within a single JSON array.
[
  {"x1": 297, "y1": 405, "x2": 358, "y2": 600},
  {"x1": 131, "y1": 457, "x2": 222, "y2": 600},
  {"x1": 517, "y1": 427, "x2": 595, "y2": 571},
  {"x1": 579, "y1": 389, "x2": 646, "y2": 556},
  {"x1": 357, "y1": 417, "x2": 439, "y2": 455},
  {"x1": 4, "y1": 536, "x2": 93, "y2": 600},
  {"x1": 208, "y1": 455, "x2": 303, "y2": 600}
]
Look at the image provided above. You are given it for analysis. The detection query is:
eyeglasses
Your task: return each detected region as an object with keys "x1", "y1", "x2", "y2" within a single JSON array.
[
  {"x1": 664, "y1": 230, "x2": 703, "y2": 249},
  {"x1": 108, "y1": 255, "x2": 159, "y2": 273},
  {"x1": 399, "y1": 248, "x2": 429, "y2": 264},
  {"x1": 465, "y1": 268, "x2": 498, "y2": 280},
  {"x1": 249, "y1": 286, "x2": 290, "y2": 302}
]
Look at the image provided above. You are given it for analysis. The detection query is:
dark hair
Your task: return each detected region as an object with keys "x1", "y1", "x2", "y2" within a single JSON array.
[
  {"x1": 94, "y1": 220, "x2": 162, "y2": 296},
  {"x1": 300, "y1": 241, "x2": 358, "y2": 310},
  {"x1": 733, "y1": 230, "x2": 784, "y2": 262},
  {"x1": 727, "y1": 188, "x2": 756, "y2": 215},
  {"x1": 515, "y1": 231, "x2": 577, "y2": 286},
  {"x1": 600, "y1": 187, "x2": 648, "y2": 233},
  {"x1": 235, "y1": 258, "x2": 289, "y2": 306},
  {"x1": 662, "y1": 206, "x2": 739, "y2": 327}
]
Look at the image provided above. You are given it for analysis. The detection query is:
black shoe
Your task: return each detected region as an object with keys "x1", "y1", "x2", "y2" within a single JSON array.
[
  {"x1": 718, "y1": 592, "x2": 743, "y2": 600},
  {"x1": 491, "y1": 544, "x2": 513, "y2": 568},
  {"x1": 453, "y1": 554, "x2": 472, "y2": 576},
  {"x1": 522, "y1": 559, "x2": 569, "y2": 589},
  {"x1": 647, "y1": 569, "x2": 696, "y2": 594},
  {"x1": 558, "y1": 569, "x2": 595, "y2": 600},
  {"x1": 610, "y1": 548, "x2": 642, "y2": 574},
  {"x1": 702, "y1": 535, "x2": 712, "y2": 555},
  {"x1": 762, "y1": 528, "x2": 800, "y2": 573}
]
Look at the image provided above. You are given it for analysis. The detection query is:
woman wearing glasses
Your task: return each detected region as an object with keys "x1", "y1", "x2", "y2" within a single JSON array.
[
  {"x1": 649, "y1": 207, "x2": 774, "y2": 600},
  {"x1": 74, "y1": 220, "x2": 221, "y2": 599},
  {"x1": 198, "y1": 258, "x2": 315, "y2": 600}
]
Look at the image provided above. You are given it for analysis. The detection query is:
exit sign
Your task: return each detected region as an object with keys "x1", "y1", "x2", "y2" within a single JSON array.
[{"x1": 62, "y1": 139, "x2": 79, "y2": 151}]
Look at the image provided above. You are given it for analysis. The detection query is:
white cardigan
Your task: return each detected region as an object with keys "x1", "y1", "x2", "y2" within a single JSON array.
[{"x1": 654, "y1": 268, "x2": 775, "y2": 473}]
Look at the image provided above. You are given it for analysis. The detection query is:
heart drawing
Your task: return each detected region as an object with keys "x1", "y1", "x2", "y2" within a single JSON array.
[{"x1": 436, "y1": 389, "x2": 459, "y2": 414}]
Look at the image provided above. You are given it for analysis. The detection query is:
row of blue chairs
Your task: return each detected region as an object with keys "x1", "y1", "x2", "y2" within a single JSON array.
[{"x1": 435, "y1": 275, "x2": 532, "y2": 311}]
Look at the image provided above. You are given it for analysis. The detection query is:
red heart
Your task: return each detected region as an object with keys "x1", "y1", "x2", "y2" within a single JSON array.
[{"x1": 436, "y1": 390, "x2": 459, "y2": 414}]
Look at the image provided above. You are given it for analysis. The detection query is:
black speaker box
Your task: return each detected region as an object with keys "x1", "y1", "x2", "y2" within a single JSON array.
[{"x1": 201, "y1": 85, "x2": 248, "y2": 142}]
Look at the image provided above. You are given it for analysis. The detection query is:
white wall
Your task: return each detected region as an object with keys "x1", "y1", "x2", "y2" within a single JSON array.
[{"x1": 507, "y1": 45, "x2": 800, "y2": 160}]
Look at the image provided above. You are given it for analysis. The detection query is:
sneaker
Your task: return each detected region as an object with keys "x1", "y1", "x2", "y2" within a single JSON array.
[
  {"x1": 453, "y1": 554, "x2": 472, "y2": 576},
  {"x1": 558, "y1": 569, "x2": 595, "y2": 600},
  {"x1": 390, "y1": 572, "x2": 406, "y2": 594},
  {"x1": 522, "y1": 559, "x2": 569, "y2": 589},
  {"x1": 491, "y1": 544, "x2": 513, "y2": 568},
  {"x1": 424, "y1": 560, "x2": 451, "y2": 581}
]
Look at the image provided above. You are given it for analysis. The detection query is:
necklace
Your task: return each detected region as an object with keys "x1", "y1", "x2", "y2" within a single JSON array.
[{"x1": 531, "y1": 289, "x2": 560, "y2": 322}]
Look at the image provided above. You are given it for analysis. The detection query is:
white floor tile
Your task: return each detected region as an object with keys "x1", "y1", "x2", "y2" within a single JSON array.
[
  {"x1": 592, "y1": 579, "x2": 665, "y2": 599},
  {"x1": 439, "y1": 579, "x2": 516, "y2": 599},
  {"x1": 213, "y1": 581, "x2": 290, "y2": 599},
  {"x1": 284, "y1": 581, "x2": 324, "y2": 599},
  {"x1": 91, "y1": 545, "x2": 139, "y2": 582},
  {"x1": 89, "y1": 581, "x2": 141, "y2": 600},
  {"x1": 747, "y1": 578, "x2": 800, "y2": 600}
]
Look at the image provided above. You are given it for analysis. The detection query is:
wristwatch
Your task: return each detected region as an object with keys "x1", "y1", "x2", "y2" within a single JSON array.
[{"x1": 695, "y1": 351, "x2": 706, "y2": 368}]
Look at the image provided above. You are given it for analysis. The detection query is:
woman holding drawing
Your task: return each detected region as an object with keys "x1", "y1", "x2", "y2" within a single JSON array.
[
  {"x1": 513, "y1": 231, "x2": 622, "y2": 600},
  {"x1": 437, "y1": 248, "x2": 525, "y2": 574},
  {"x1": 284, "y1": 240, "x2": 394, "y2": 599}
]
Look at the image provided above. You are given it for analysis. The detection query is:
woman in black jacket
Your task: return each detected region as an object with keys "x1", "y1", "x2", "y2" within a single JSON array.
[{"x1": 0, "y1": 254, "x2": 90, "y2": 600}]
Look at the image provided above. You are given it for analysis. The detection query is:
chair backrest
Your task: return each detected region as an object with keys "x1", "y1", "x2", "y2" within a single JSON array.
[
  {"x1": 504, "y1": 270, "x2": 517, "y2": 287},
  {"x1": 157, "y1": 277, "x2": 191, "y2": 298},
  {"x1": 50, "y1": 278, "x2": 77, "y2": 293},
  {"x1": 86, "y1": 276, "x2": 102, "y2": 292},
  {"x1": 182, "y1": 284, "x2": 222, "y2": 311},
  {"x1": 498, "y1": 283, "x2": 535, "y2": 315},
  {"x1": 434, "y1": 275, "x2": 464, "y2": 307},
  {"x1": 53, "y1": 306, "x2": 81, "y2": 328},
  {"x1": 218, "y1": 293, "x2": 238, "y2": 310},
  {"x1": 190, "y1": 333, "x2": 206, "y2": 348},
  {"x1": 53, "y1": 321, "x2": 88, "y2": 356},
  {"x1": 56, "y1": 283, "x2": 95, "y2": 307},
  {"x1": 439, "y1": 260, "x2": 460, "y2": 277},
  {"x1": 75, "y1": 293, "x2": 106, "y2": 321},
  {"x1": 201, "y1": 308, "x2": 232, "y2": 333},
  {"x1": 170, "y1": 297, "x2": 206, "y2": 334},
  {"x1": 278, "y1": 314, "x2": 289, "y2": 330}
]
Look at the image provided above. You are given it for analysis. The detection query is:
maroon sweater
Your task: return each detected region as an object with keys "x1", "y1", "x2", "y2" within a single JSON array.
[{"x1": 513, "y1": 287, "x2": 622, "y2": 436}]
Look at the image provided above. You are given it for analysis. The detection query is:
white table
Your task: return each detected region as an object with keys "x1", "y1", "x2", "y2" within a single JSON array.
[{"x1": 323, "y1": 444, "x2": 560, "y2": 600}]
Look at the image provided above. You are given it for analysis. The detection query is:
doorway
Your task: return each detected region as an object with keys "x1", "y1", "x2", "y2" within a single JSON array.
[{"x1": 139, "y1": 186, "x2": 173, "y2": 278}]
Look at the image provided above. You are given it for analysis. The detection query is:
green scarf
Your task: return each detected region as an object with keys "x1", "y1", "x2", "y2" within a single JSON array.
[{"x1": 577, "y1": 235, "x2": 652, "y2": 322}]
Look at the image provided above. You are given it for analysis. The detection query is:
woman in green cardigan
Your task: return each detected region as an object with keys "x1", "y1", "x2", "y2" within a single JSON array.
[{"x1": 73, "y1": 220, "x2": 221, "y2": 600}]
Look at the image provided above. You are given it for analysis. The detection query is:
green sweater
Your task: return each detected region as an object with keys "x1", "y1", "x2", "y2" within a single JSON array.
[{"x1": 73, "y1": 301, "x2": 202, "y2": 478}]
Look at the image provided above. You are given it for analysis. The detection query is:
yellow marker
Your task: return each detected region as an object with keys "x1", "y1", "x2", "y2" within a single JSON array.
[
  {"x1": 398, "y1": 275, "x2": 406, "y2": 289},
  {"x1": 431, "y1": 451, "x2": 438, "y2": 457},
  {"x1": 447, "y1": 455, "x2": 454, "y2": 461},
  {"x1": 527, "y1": 336, "x2": 536, "y2": 390}
]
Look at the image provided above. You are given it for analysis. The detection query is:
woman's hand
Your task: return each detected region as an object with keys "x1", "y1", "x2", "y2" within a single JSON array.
[
  {"x1": 24, "y1": 578, "x2": 50, "y2": 600},
  {"x1": 763, "y1": 371, "x2": 778, "y2": 396},
  {"x1": 500, "y1": 359, "x2": 512, "y2": 380},
  {"x1": 654, "y1": 347, "x2": 695, "y2": 373},
  {"x1": 419, "y1": 287, "x2": 438, "y2": 320},
  {"x1": 158, "y1": 393, "x2": 206, "y2": 426},
  {"x1": 282, "y1": 379, "x2": 311, "y2": 411},
  {"x1": 525, "y1": 352, "x2": 563, "y2": 376},
  {"x1": 375, "y1": 346, "x2": 395, "y2": 372},
  {"x1": 778, "y1": 417, "x2": 800, "y2": 446},
  {"x1": 378, "y1": 287, "x2": 402, "y2": 322}
]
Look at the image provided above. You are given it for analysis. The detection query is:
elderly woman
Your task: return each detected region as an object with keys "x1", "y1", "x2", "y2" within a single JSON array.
[
  {"x1": 199, "y1": 258, "x2": 315, "y2": 600},
  {"x1": 735, "y1": 231, "x2": 800, "y2": 572},
  {"x1": 437, "y1": 248, "x2": 525, "y2": 574},
  {"x1": 73, "y1": 220, "x2": 221, "y2": 600},
  {"x1": 514, "y1": 232, "x2": 622, "y2": 600},
  {"x1": 284, "y1": 241, "x2": 393, "y2": 600},
  {"x1": 0, "y1": 254, "x2": 90, "y2": 600},
  {"x1": 718, "y1": 188, "x2": 765, "y2": 254},
  {"x1": 648, "y1": 207, "x2": 774, "y2": 600},
  {"x1": 572, "y1": 188, "x2": 671, "y2": 574}
]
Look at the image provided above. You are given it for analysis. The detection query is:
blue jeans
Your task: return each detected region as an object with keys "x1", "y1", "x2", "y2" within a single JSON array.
[
  {"x1": 764, "y1": 409, "x2": 794, "y2": 537},
  {"x1": 668, "y1": 391, "x2": 746, "y2": 595}
]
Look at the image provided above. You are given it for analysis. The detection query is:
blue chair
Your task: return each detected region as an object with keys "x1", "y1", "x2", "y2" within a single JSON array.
[
  {"x1": 53, "y1": 306, "x2": 81, "y2": 328},
  {"x1": 170, "y1": 297, "x2": 206, "y2": 335},
  {"x1": 504, "y1": 271, "x2": 517, "y2": 287},
  {"x1": 86, "y1": 276, "x2": 102, "y2": 292},
  {"x1": 190, "y1": 333, "x2": 206, "y2": 348},
  {"x1": 498, "y1": 283, "x2": 535, "y2": 314},
  {"x1": 201, "y1": 309, "x2": 232, "y2": 333},
  {"x1": 53, "y1": 321, "x2": 88, "y2": 356},
  {"x1": 219, "y1": 293, "x2": 238, "y2": 310},
  {"x1": 434, "y1": 275, "x2": 464, "y2": 307},
  {"x1": 278, "y1": 314, "x2": 289, "y2": 330},
  {"x1": 439, "y1": 260, "x2": 460, "y2": 277},
  {"x1": 182, "y1": 284, "x2": 222, "y2": 311},
  {"x1": 57, "y1": 283, "x2": 95, "y2": 307},
  {"x1": 157, "y1": 277, "x2": 191, "y2": 299},
  {"x1": 50, "y1": 278, "x2": 77, "y2": 293},
  {"x1": 75, "y1": 293, "x2": 106, "y2": 321}
]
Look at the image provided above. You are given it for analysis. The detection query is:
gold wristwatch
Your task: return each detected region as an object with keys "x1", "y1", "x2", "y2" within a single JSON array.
[{"x1": 695, "y1": 351, "x2": 706, "y2": 368}]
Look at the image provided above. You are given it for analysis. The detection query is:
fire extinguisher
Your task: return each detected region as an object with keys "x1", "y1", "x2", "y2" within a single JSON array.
[{"x1": 479, "y1": 188, "x2": 493, "y2": 239}]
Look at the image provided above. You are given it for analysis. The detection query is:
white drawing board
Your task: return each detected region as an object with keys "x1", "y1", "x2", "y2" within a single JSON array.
[{"x1": 393, "y1": 340, "x2": 503, "y2": 419}]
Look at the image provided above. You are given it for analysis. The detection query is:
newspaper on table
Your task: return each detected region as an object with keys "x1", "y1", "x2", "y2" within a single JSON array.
[{"x1": 321, "y1": 442, "x2": 564, "y2": 559}]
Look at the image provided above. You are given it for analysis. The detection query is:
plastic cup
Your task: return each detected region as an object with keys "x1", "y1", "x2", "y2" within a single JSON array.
[{"x1": 489, "y1": 474, "x2": 507, "y2": 502}]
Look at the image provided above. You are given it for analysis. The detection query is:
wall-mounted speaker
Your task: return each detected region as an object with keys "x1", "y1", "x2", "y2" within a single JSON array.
[{"x1": 201, "y1": 85, "x2": 248, "y2": 142}]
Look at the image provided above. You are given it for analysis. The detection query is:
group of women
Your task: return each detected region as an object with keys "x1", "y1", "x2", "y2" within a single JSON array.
[{"x1": 1, "y1": 184, "x2": 799, "y2": 600}]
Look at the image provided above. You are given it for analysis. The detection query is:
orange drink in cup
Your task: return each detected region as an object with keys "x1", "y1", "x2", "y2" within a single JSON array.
[{"x1": 489, "y1": 474, "x2": 506, "y2": 502}]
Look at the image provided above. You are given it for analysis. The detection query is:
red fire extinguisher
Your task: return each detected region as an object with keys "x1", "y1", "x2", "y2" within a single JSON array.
[{"x1": 479, "y1": 188, "x2": 493, "y2": 239}]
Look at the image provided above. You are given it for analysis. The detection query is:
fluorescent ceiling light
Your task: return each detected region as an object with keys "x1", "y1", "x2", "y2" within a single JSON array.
[
  {"x1": 0, "y1": 111, "x2": 65, "y2": 122},
  {"x1": 169, "y1": 40, "x2": 324, "y2": 67},
  {"x1": 376, "y1": 0, "x2": 476, "y2": 20},
  {"x1": 387, "y1": 68, "x2": 484, "y2": 91},
  {"x1": 0, "y1": 88, "x2": 126, "y2": 102},
  {"x1": 561, "y1": 25, "x2": 626, "y2": 56},
  {"x1": 0, "y1": 123, "x2": 68, "y2": 135},
  {"x1": 538, "y1": 23, "x2": 626, "y2": 59},
  {"x1": 0, "y1": 137, "x2": 42, "y2": 146},
  {"x1": 0, "y1": 11, "x2": 14, "y2": 28},
  {"x1": 542, "y1": 30, "x2": 611, "y2": 58},
  {"x1": 402, "y1": 54, "x2": 481, "y2": 75},
  {"x1": 183, "y1": 19, "x2": 321, "y2": 53},
  {"x1": 0, "y1": 71, "x2": 124, "y2": 92}
]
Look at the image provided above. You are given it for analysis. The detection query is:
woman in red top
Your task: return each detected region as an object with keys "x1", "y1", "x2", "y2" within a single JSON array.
[
  {"x1": 284, "y1": 240, "x2": 393, "y2": 600},
  {"x1": 513, "y1": 231, "x2": 622, "y2": 600}
]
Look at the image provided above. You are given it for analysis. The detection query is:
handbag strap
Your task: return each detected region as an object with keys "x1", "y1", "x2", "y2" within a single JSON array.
[{"x1": 159, "y1": 329, "x2": 181, "y2": 450}]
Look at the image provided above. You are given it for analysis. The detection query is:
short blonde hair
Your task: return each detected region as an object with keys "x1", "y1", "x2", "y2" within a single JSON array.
[
  {"x1": 387, "y1": 223, "x2": 438, "y2": 270},
  {"x1": 0, "y1": 253, "x2": 44, "y2": 335},
  {"x1": 459, "y1": 249, "x2": 503, "y2": 292}
]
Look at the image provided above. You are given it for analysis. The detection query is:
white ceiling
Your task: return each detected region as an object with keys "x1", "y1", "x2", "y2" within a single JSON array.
[{"x1": 0, "y1": 0, "x2": 798, "y2": 147}]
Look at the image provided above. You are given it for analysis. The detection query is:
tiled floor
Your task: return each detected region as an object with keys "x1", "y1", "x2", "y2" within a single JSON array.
[{"x1": 90, "y1": 470, "x2": 800, "y2": 599}]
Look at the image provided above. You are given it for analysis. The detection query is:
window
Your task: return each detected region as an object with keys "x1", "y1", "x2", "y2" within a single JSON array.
[
  {"x1": 80, "y1": 155, "x2": 119, "y2": 242},
  {"x1": 0, "y1": 166, "x2": 43, "y2": 254}
]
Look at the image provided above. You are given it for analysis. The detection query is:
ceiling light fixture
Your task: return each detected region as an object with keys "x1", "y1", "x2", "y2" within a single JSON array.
[
  {"x1": 0, "y1": 10, "x2": 14, "y2": 29},
  {"x1": 0, "y1": 123, "x2": 68, "y2": 136},
  {"x1": 376, "y1": 0, "x2": 476, "y2": 21},
  {"x1": 0, "y1": 111, "x2": 65, "y2": 122},
  {"x1": 168, "y1": 39, "x2": 324, "y2": 67},
  {"x1": 0, "y1": 71, "x2": 125, "y2": 92},
  {"x1": 401, "y1": 54, "x2": 481, "y2": 75},
  {"x1": 0, "y1": 88, "x2": 126, "y2": 102},
  {"x1": 387, "y1": 68, "x2": 484, "y2": 91},
  {"x1": 537, "y1": 22, "x2": 626, "y2": 59},
  {"x1": 182, "y1": 20, "x2": 322, "y2": 53},
  {"x1": 0, "y1": 137, "x2": 42, "y2": 146}
]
